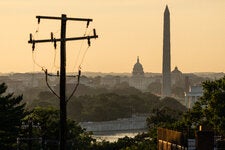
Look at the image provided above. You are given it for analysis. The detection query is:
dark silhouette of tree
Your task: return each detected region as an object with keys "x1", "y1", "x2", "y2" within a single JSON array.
[
  {"x1": 147, "y1": 81, "x2": 161, "y2": 95},
  {"x1": 147, "y1": 107, "x2": 183, "y2": 129},
  {"x1": 145, "y1": 98, "x2": 186, "y2": 147},
  {"x1": 112, "y1": 82, "x2": 142, "y2": 95},
  {"x1": 184, "y1": 77, "x2": 225, "y2": 136},
  {"x1": 22, "y1": 107, "x2": 94, "y2": 149},
  {"x1": 159, "y1": 97, "x2": 187, "y2": 112},
  {"x1": 91, "y1": 133, "x2": 156, "y2": 150},
  {"x1": 172, "y1": 86, "x2": 185, "y2": 98},
  {"x1": 67, "y1": 92, "x2": 160, "y2": 122},
  {"x1": 0, "y1": 83, "x2": 26, "y2": 149}
]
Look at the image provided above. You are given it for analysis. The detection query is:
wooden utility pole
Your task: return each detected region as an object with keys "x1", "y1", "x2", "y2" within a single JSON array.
[
  {"x1": 60, "y1": 14, "x2": 67, "y2": 150},
  {"x1": 28, "y1": 14, "x2": 98, "y2": 150}
]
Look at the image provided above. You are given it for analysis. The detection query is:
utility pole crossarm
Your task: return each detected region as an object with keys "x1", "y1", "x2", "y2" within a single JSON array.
[
  {"x1": 36, "y1": 15, "x2": 93, "y2": 22},
  {"x1": 28, "y1": 35, "x2": 98, "y2": 44}
]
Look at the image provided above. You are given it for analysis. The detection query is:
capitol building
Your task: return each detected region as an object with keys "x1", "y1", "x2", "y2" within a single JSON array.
[
  {"x1": 128, "y1": 57, "x2": 183, "y2": 92},
  {"x1": 99, "y1": 56, "x2": 160, "y2": 92},
  {"x1": 100, "y1": 56, "x2": 185, "y2": 93},
  {"x1": 129, "y1": 57, "x2": 154, "y2": 91}
]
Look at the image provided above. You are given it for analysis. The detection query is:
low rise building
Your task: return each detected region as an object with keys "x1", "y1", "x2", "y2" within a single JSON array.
[{"x1": 184, "y1": 85, "x2": 203, "y2": 108}]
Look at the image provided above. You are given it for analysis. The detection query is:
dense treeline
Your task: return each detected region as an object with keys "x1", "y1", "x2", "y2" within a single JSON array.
[
  {"x1": 2, "y1": 76, "x2": 225, "y2": 149},
  {"x1": 145, "y1": 77, "x2": 225, "y2": 145},
  {"x1": 68, "y1": 92, "x2": 161, "y2": 122},
  {"x1": 176, "y1": 76, "x2": 225, "y2": 136},
  {"x1": 0, "y1": 82, "x2": 159, "y2": 149},
  {"x1": 27, "y1": 83, "x2": 142, "y2": 108},
  {"x1": 28, "y1": 83, "x2": 186, "y2": 122}
]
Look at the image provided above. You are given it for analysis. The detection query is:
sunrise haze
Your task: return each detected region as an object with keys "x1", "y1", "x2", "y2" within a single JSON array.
[{"x1": 0, "y1": 0, "x2": 225, "y2": 73}]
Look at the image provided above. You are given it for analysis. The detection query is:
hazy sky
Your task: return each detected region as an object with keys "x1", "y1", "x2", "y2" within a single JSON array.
[{"x1": 0, "y1": 0, "x2": 225, "y2": 73}]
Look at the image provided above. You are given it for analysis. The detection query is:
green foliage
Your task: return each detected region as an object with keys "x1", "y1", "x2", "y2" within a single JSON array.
[
  {"x1": 24, "y1": 83, "x2": 189, "y2": 149},
  {"x1": 158, "y1": 97, "x2": 187, "y2": 112},
  {"x1": 147, "y1": 81, "x2": 161, "y2": 95},
  {"x1": 29, "y1": 83, "x2": 163, "y2": 122},
  {"x1": 91, "y1": 133, "x2": 156, "y2": 150},
  {"x1": 20, "y1": 107, "x2": 95, "y2": 149},
  {"x1": 112, "y1": 82, "x2": 142, "y2": 96},
  {"x1": 167, "y1": 76, "x2": 225, "y2": 139},
  {"x1": 147, "y1": 107, "x2": 183, "y2": 129},
  {"x1": 18, "y1": 106, "x2": 160, "y2": 149},
  {"x1": 146, "y1": 97, "x2": 186, "y2": 130},
  {"x1": 186, "y1": 77, "x2": 225, "y2": 135},
  {"x1": 172, "y1": 86, "x2": 185, "y2": 98},
  {"x1": 68, "y1": 92, "x2": 160, "y2": 122},
  {"x1": 0, "y1": 83, "x2": 27, "y2": 149},
  {"x1": 28, "y1": 91, "x2": 59, "y2": 109},
  {"x1": 145, "y1": 98, "x2": 186, "y2": 148}
]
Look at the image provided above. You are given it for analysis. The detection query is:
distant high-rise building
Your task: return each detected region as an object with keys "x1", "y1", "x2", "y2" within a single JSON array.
[{"x1": 162, "y1": 5, "x2": 171, "y2": 97}]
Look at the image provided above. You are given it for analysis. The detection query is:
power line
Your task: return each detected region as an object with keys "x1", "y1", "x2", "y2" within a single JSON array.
[
  {"x1": 73, "y1": 28, "x2": 88, "y2": 72},
  {"x1": 28, "y1": 14, "x2": 98, "y2": 150},
  {"x1": 32, "y1": 51, "x2": 45, "y2": 71},
  {"x1": 79, "y1": 46, "x2": 90, "y2": 69}
]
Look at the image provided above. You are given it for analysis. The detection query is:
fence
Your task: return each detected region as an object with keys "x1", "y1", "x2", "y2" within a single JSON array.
[{"x1": 157, "y1": 128, "x2": 187, "y2": 150}]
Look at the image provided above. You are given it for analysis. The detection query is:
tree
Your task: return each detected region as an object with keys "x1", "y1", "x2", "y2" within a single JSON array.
[
  {"x1": 147, "y1": 106, "x2": 183, "y2": 129},
  {"x1": 187, "y1": 77, "x2": 225, "y2": 135},
  {"x1": 158, "y1": 97, "x2": 187, "y2": 112},
  {"x1": 147, "y1": 81, "x2": 161, "y2": 95},
  {"x1": 0, "y1": 83, "x2": 26, "y2": 149},
  {"x1": 21, "y1": 107, "x2": 94, "y2": 149},
  {"x1": 90, "y1": 133, "x2": 156, "y2": 150},
  {"x1": 146, "y1": 99, "x2": 185, "y2": 147},
  {"x1": 112, "y1": 82, "x2": 142, "y2": 96},
  {"x1": 172, "y1": 86, "x2": 185, "y2": 98}
]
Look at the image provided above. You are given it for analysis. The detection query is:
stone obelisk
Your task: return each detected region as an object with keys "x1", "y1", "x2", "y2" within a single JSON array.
[{"x1": 162, "y1": 5, "x2": 171, "y2": 97}]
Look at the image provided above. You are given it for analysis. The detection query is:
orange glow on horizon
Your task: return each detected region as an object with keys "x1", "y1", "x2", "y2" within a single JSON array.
[{"x1": 0, "y1": 0, "x2": 225, "y2": 73}]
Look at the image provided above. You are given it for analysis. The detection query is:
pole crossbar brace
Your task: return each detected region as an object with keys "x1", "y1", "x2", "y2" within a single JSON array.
[
  {"x1": 36, "y1": 15, "x2": 93, "y2": 22},
  {"x1": 28, "y1": 35, "x2": 98, "y2": 44}
]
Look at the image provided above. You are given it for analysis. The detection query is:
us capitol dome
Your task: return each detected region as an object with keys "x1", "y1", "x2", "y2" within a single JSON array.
[{"x1": 132, "y1": 56, "x2": 144, "y2": 77}]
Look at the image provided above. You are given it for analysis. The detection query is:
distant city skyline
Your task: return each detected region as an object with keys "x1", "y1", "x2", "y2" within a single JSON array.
[{"x1": 0, "y1": 0, "x2": 225, "y2": 73}]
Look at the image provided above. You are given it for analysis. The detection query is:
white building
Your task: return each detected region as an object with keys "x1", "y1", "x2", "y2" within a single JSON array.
[{"x1": 184, "y1": 85, "x2": 203, "y2": 108}]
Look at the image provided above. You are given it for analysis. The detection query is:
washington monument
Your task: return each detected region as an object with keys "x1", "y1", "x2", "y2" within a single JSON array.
[{"x1": 162, "y1": 5, "x2": 171, "y2": 97}]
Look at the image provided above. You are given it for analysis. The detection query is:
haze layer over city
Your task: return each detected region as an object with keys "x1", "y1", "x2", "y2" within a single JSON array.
[
  {"x1": 0, "y1": 0, "x2": 225, "y2": 73},
  {"x1": 1, "y1": 1, "x2": 225, "y2": 149}
]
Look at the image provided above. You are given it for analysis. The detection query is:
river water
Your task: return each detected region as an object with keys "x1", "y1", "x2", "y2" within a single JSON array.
[{"x1": 92, "y1": 129, "x2": 148, "y2": 142}]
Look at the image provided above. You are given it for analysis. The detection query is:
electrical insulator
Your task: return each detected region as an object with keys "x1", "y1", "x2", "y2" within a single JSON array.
[
  {"x1": 54, "y1": 38, "x2": 57, "y2": 49},
  {"x1": 38, "y1": 17, "x2": 40, "y2": 24},
  {"x1": 32, "y1": 42, "x2": 35, "y2": 51},
  {"x1": 30, "y1": 33, "x2": 32, "y2": 41},
  {"x1": 93, "y1": 29, "x2": 96, "y2": 37},
  {"x1": 87, "y1": 38, "x2": 91, "y2": 46},
  {"x1": 86, "y1": 21, "x2": 90, "y2": 28},
  {"x1": 78, "y1": 70, "x2": 81, "y2": 76},
  {"x1": 51, "y1": 32, "x2": 54, "y2": 41},
  {"x1": 78, "y1": 70, "x2": 81, "y2": 81}
]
